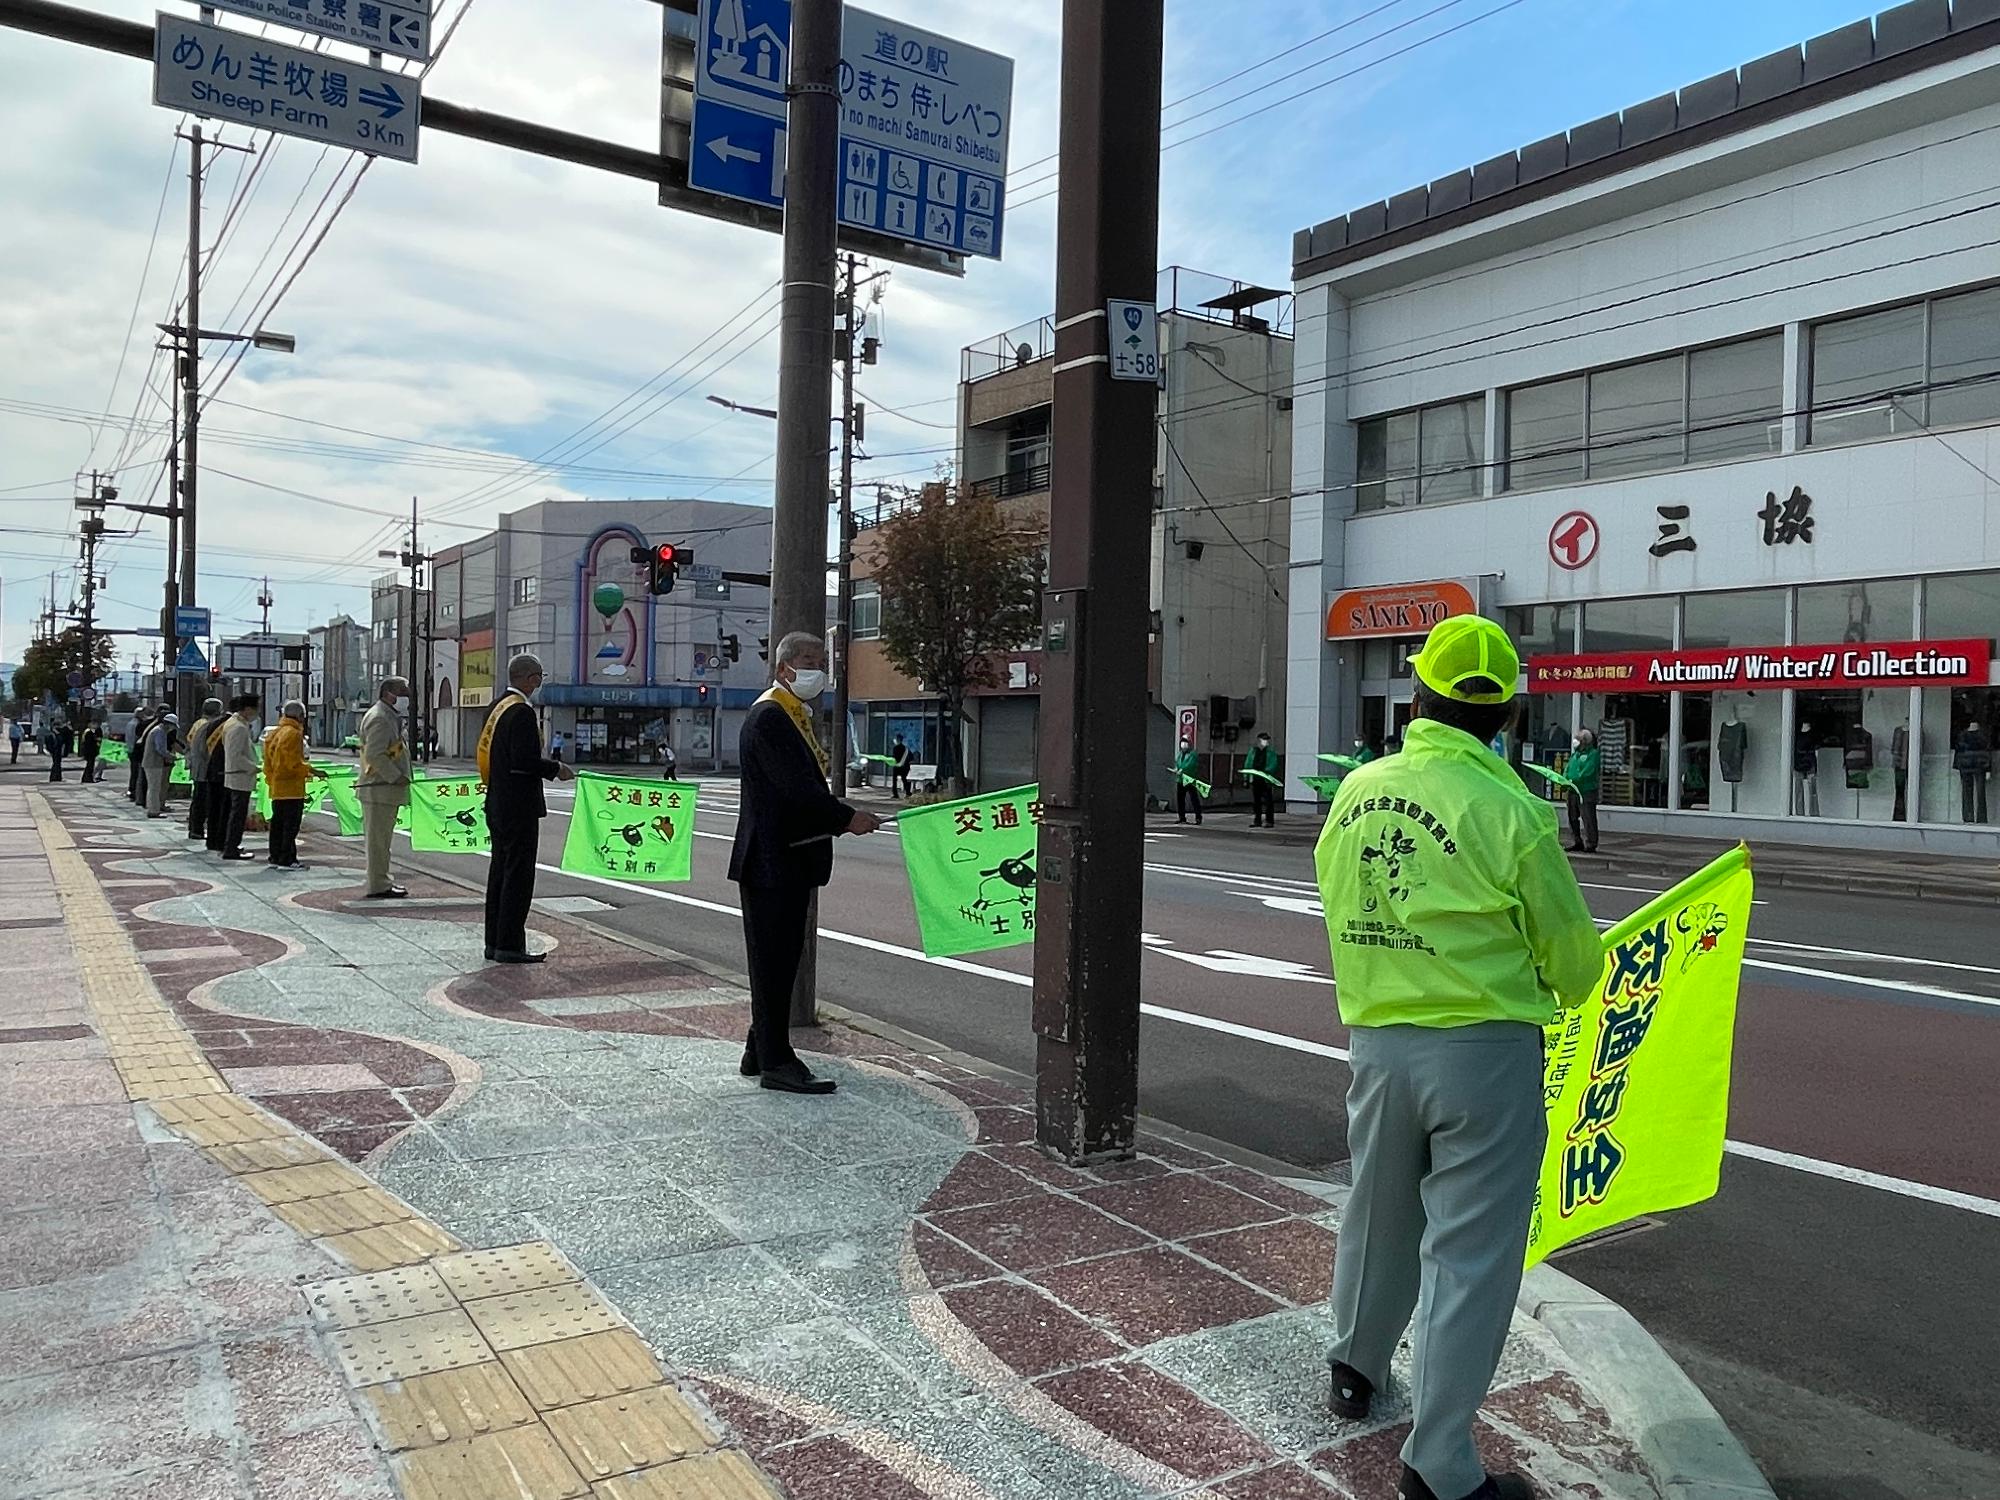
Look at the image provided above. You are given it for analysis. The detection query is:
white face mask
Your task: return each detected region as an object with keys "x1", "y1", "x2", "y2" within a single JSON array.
[{"x1": 787, "y1": 668, "x2": 828, "y2": 700}]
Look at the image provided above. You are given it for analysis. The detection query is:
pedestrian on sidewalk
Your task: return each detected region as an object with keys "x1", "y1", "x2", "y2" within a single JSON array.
[
  {"x1": 8, "y1": 718, "x2": 20, "y2": 763},
  {"x1": 46, "y1": 718, "x2": 70, "y2": 783},
  {"x1": 219, "y1": 697, "x2": 260, "y2": 860},
  {"x1": 1175, "y1": 738, "x2": 1204, "y2": 824},
  {"x1": 1314, "y1": 614, "x2": 1600, "y2": 1500},
  {"x1": 202, "y1": 705, "x2": 232, "y2": 853},
  {"x1": 890, "y1": 734, "x2": 913, "y2": 799},
  {"x1": 263, "y1": 701, "x2": 322, "y2": 871},
  {"x1": 143, "y1": 712, "x2": 180, "y2": 817},
  {"x1": 1244, "y1": 730, "x2": 1280, "y2": 827},
  {"x1": 185, "y1": 697, "x2": 224, "y2": 842},
  {"x1": 79, "y1": 722, "x2": 101, "y2": 783},
  {"x1": 127, "y1": 707, "x2": 152, "y2": 803},
  {"x1": 1566, "y1": 728, "x2": 1601, "y2": 853},
  {"x1": 357, "y1": 677, "x2": 413, "y2": 899},
  {"x1": 1955, "y1": 721, "x2": 1991, "y2": 823},
  {"x1": 478, "y1": 654, "x2": 575, "y2": 964},
  {"x1": 730, "y1": 632, "x2": 879, "y2": 1095}
]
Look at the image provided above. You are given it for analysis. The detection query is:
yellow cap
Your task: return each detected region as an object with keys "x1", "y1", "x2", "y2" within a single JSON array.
[{"x1": 1410, "y1": 614, "x2": 1520, "y2": 704}]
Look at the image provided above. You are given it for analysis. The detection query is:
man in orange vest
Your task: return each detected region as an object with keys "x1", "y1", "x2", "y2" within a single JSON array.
[{"x1": 479, "y1": 653, "x2": 574, "y2": 963}]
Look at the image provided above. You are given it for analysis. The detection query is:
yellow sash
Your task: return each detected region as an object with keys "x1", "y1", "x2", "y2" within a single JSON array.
[
  {"x1": 476, "y1": 692, "x2": 528, "y2": 782},
  {"x1": 759, "y1": 684, "x2": 829, "y2": 776}
]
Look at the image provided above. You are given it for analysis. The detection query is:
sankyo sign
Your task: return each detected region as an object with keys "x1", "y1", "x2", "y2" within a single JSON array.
[
  {"x1": 560, "y1": 774, "x2": 698, "y2": 883},
  {"x1": 1525, "y1": 845, "x2": 1753, "y2": 1266},
  {"x1": 897, "y1": 783, "x2": 1043, "y2": 957},
  {"x1": 408, "y1": 776, "x2": 491, "y2": 853}
]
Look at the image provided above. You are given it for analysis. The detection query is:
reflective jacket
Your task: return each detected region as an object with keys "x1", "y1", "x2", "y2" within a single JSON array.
[
  {"x1": 263, "y1": 719, "x2": 310, "y2": 800},
  {"x1": 1315, "y1": 717, "x2": 1601, "y2": 1030}
]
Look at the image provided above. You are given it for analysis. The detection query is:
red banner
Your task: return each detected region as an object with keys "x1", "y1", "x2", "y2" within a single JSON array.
[{"x1": 1527, "y1": 639, "x2": 1991, "y2": 694}]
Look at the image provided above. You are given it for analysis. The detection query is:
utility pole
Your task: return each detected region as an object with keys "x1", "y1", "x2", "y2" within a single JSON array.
[
  {"x1": 76, "y1": 472, "x2": 110, "y2": 722},
  {"x1": 829, "y1": 253, "x2": 859, "y2": 797},
  {"x1": 257, "y1": 576, "x2": 273, "y2": 635},
  {"x1": 1032, "y1": 0, "x2": 1165, "y2": 1164},
  {"x1": 176, "y1": 121, "x2": 202, "y2": 724},
  {"x1": 771, "y1": 0, "x2": 841, "y2": 1026},
  {"x1": 386, "y1": 498, "x2": 434, "y2": 764}
]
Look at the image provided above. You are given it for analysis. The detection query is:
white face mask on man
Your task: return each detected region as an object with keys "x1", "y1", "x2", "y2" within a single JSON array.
[{"x1": 787, "y1": 669, "x2": 828, "y2": 701}]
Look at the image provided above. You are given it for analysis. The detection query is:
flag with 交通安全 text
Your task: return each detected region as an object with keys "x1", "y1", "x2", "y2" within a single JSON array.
[{"x1": 559, "y1": 774, "x2": 697, "y2": 883}]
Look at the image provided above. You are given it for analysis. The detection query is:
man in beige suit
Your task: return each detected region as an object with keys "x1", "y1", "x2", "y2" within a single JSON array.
[{"x1": 357, "y1": 676, "x2": 413, "y2": 898}]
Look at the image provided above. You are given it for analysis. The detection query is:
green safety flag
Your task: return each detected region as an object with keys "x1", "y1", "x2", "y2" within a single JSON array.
[
  {"x1": 1317, "y1": 753, "x2": 1364, "y2": 771},
  {"x1": 560, "y1": 773, "x2": 698, "y2": 883},
  {"x1": 98, "y1": 739, "x2": 128, "y2": 765},
  {"x1": 1526, "y1": 846, "x2": 1753, "y2": 1267},
  {"x1": 864, "y1": 753, "x2": 897, "y2": 767},
  {"x1": 1170, "y1": 768, "x2": 1213, "y2": 799},
  {"x1": 318, "y1": 771, "x2": 402, "y2": 836},
  {"x1": 169, "y1": 758, "x2": 193, "y2": 786},
  {"x1": 1519, "y1": 762, "x2": 1578, "y2": 796},
  {"x1": 407, "y1": 775, "x2": 492, "y2": 853},
  {"x1": 897, "y1": 783, "x2": 1040, "y2": 957},
  {"x1": 302, "y1": 765, "x2": 338, "y2": 815},
  {"x1": 1241, "y1": 768, "x2": 1283, "y2": 788},
  {"x1": 1300, "y1": 775, "x2": 1345, "y2": 800},
  {"x1": 253, "y1": 772, "x2": 272, "y2": 819}
]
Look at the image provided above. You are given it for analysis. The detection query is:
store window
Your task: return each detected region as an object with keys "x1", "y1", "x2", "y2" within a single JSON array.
[
  {"x1": 1919, "y1": 687, "x2": 1997, "y2": 826},
  {"x1": 1793, "y1": 689, "x2": 1910, "y2": 822},
  {"x1": 851, "y1": 580, "x2": 882, "y2": 641},
  {"x1": 1505, "y1": 604, "x2": 1578, "y2": 794},
  {"x1": 1580, "y1": 598, "x2": 1674, "y2": 808},
  {"x1": 1809, "y1": 285, "x2": 2000, "y2": 444},
  {"x1": 1355, "y1": 396, "x2": 1486, "y2": 511},
  {"x1": 1680, "y1": 589, "x2": 1786, "y2": 814},
  {"x1": 1924, "y1": 569, "x2": 2000, "y2": 647},
  {"x1": 1587, "y1": 356, "x2": 1683, "y2": 478},
  {"x1": 1796, "y1": 577, "x2": 1914, "y2": 646},
  {"x1": 1687, "y1": 335, "x2": 1784, "y2": 463}
]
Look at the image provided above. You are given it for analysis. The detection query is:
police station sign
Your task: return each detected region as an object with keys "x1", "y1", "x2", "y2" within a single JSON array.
[{"x1": 1528, "y1": 638, "x2": 1992, "y2": 693}]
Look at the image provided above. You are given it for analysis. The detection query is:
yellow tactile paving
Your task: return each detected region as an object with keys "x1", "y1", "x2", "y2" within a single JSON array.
[
  {"x1": 463, "y1": 1283, "x2": 625, "y2": 1353},
  {"x1": 435, "y1": 1242, "x2": 579, "y2": 1302},
  {"x1": 307, "y1": 1265, "x2": 459, "y2": 1328},
  {"x1": 272, "y1": 1185, "x2": 423, "y2": 1237},
  {"x1": 205, "y1": 1136, "x2": 334, "y2": 1174},
  {"x1": 329, "y1": 1308, "x2": 495, "y2": 1386},
  {"x1": 361, "y1": 1363, "x2": 541, "y2": 1452},
  {"x1": 500, "y1": 1332, "x2": 666, "y2": 1412},
  {"x1": 590, "y1": 1452, "x2": 778, "y2": 1500},
  {"x1": 320, "y1": 1219, "x2": 464, "y2": 1273},
  {"x1": 392, "y1": 1423, "x2": 591, "y2": 1500},
  {"x1": 545, "y1": 1388, "x2": 718, "y2": 1481},
  {"x1": 239, "y1": 1159, "x2": 376, "y2": 1205}
]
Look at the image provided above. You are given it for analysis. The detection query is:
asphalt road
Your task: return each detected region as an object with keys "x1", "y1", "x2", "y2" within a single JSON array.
[{"x1": 378, "y1": 776, "x2": 2000, "y2": 1500}]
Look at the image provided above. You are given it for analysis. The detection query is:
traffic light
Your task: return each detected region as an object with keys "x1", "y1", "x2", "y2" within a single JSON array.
[
  {"x1": 722, "y1": 634, "x2": 741, "y2": 664},
  {"x1": 649, "y1": 543, "x2": 691, "y2": 595},
  {"x1": 209, "y1": 666, "x2": 222, "y2": 682},
  {"x1": 697, "y1": 682, "x2": 710, "y2": 702},
  {"x1": 757, "y1": 635, "x2": 770, "y2": 663}
]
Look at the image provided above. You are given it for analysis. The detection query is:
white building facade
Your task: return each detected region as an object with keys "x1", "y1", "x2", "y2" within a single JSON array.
[{"x1": 1288, "y1": 1, "x2": 2000, "y2": 851}]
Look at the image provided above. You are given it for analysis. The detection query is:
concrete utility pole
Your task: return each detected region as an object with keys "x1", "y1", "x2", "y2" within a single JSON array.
[
  {"x1": 770, "y1": 0, "x2": 841, "y2": 1025},
  {"x1": 257, "y1": 577, "x2": 273, "y2": 635},
  {"x1": 1032, "y1": 0, "x2": 1166, "y2": 1164},
  {"x1": 829, "y1": 253, "x2": 859, "y2": 797},
  {"x1": 77, "y1": 473, "x2": 109, "y2": 718},
  {"x1": 176, "y1": 122, "x2": 202, "y2": 724}
]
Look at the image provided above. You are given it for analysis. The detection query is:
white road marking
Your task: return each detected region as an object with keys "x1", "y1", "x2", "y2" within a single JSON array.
[
  {"x1": 1721, "y1": 1141, "x2": 2000, "y2": 1219},
  {"x1": 1738, "y1": 957, "x2": 2000, "y2": 1010}
]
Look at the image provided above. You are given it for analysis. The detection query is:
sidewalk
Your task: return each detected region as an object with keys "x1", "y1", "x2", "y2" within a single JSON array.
[{"x1": 1, "y1": 769, "x2": 1773, "y2": 1500}]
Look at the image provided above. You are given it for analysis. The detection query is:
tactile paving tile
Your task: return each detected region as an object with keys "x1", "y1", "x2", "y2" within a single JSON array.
[
  {"x1": 241, "y1": 1160, "x2": 373, "y2": 1205},
  {"x1": 205, "y1": 1136, "x2": 334, "y2": 1174},
  {"x1": 307, "y1": 1265, "x2": 458, "y2": 1329},
  {"x1": 435, "y1": 1242, "x2": 579, "y2": 1302},
  {"x1": 590, "y1": 1451, "x2": 779, "y2": 1500},
  {"x1": 544, "y1": 1388, "x2": 717, "y2": 1481},
  {"x1": 328, "y1": 1308, "x2": 494, "y2": 1386},
  {"x1": 362, "y1": 1363, "x2": 540, "y2": 1452},
  {"x1": 501, "y1": 1332, "x2": 665, "y2": 1411},
  {"x1": 392, "y1": 1424, "x2": 591, "y2": 1500},
  {"x1": 464, "y1": 1284, "x2": 624, "y2": 1353},
  {"x1": 273, "y1": 1186, "x2": 417, "y2": 1237},
  {"x1": 321, "y1": 1220, "x2": 463, "y2": 1273}
]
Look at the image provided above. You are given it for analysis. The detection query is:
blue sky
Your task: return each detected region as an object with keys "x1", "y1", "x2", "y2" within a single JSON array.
[{"x1": 0, "y1": 0, "x2": 1881, "y2": 662}]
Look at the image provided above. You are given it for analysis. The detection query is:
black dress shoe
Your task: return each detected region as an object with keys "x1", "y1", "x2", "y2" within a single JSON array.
[
  {"x1": 362, "y1": 885, "x2": 409, "y2": 900},
  {"x1": 491, "y1": 950, "x2": 545, "y2": 964},
  {"x1": 1397, "y1": 1467, "x2": 1536, "y2": 1500},
  {"x1": 483, "y1": 947, "x2": 497, "y2": 961},
  {"x1": 759, "y1": 1062, "x2": 835, "y2": 1095},
  {"x1": 739, "y1": 1050, "x2": 761, "y2": 1078},
  {"x1": 1328, "y1": 1361, "x2": 1373, "y2": 1420},
  {"x1": 221, "y1": 850, "x2": 249, "y2": 861}
]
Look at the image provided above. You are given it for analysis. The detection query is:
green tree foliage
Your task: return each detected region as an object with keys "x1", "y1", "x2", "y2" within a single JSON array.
[{"x1": 10, "y1": 628, "x2": 119, "y2": 711}]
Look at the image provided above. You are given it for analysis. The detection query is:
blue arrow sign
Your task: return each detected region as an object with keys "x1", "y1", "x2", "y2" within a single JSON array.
[{"x1": 359, "y1": 83, "x2": 406, "y2": 120}]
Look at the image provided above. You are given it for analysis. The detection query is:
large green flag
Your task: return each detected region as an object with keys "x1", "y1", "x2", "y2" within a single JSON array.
[
  {"x1": 253, "y1": 772, "x2": 272, "y2": 820},
  {"x1": 319, "y1": 771, "x2": 402, "y2": 835},
  {"x1": 98, "y1": 739, "x2": 128, "y2": 765},
  {"x1": 170, "y1": 757, "x2": 193, "y2": 786},
  {"x1": 897, "y1": 783, "x2": 1041, "y2": 957},
  {"x1": 560, "y1": 774, "x2": 697, "y2": 882},
  {"x1": 1300, "y1": 774, "x2": 1346, "y2": 800},
  {"x1": 408, "y1": 775, "x2": 491, "y2": 853},
  {"x1": 302, "y1": 765, "x2": 338, "y2": 815}
]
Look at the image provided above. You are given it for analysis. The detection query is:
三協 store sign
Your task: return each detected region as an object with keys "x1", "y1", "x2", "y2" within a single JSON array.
[{"x1": 1527, "y1": 639, "x2": 1991, "y2": 693}]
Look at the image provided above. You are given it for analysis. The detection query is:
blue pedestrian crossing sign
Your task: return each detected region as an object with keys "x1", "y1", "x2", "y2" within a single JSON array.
[
  {"x1": 690, "y1": 0, "x2": 1013, "y2": 260},
  {"x1": 175, "y1": 640, "x2": 210, "y2": 676}
]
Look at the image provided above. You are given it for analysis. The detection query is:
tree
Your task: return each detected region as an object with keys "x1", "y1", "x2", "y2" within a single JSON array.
[
  {"x1": 11, "y1": 628, "x2": 118, "y2": 715},
  {"x1": 872, "y1": 484, "x2": 1045, "y2": 791}
]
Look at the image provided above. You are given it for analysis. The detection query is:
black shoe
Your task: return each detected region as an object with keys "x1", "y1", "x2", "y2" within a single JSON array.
[
  {"x1": 739, "y1": 1050, "x2": 761, "y2": 1078},
  {"x1": 1397, "y1": 1466, "x2": 1535, "y2": 1500},
  {"x1": 1328, "y1": 1361, "x2": 1373, "y2": 1420},
  {"x1": 362, "y1": 885, "x2": 409, "y2": 900},
  {"x1": 759, "y1": 1062, "x2": 835, "y2": 1095},
  {"x1": 491, "y1": 950, "x2": 545, "y2": 965},
  {"x1": 278, "y1": 862, "x2": 310, "y2": 872},
  {"x1": 221, "y1": 850, "x2": 249, "y2": 861}
]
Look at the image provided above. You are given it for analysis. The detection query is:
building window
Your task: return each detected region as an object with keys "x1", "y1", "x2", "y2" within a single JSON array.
[
  {"x1": 1809, "y1": 285, "x2": 2000, "y2": 444},
  {"x1": 1355, "y1": 396, "x2": 1485, "y2": 511},
  {"x1": 510, "y1": 577, "x2": 539, "y2": 606},
  {"x1": 851, "y1": 580, "x2": 881, "y2": 641},
  {"x1": 1506, "y1": 334, "x2": 1781, "y2": 489}
]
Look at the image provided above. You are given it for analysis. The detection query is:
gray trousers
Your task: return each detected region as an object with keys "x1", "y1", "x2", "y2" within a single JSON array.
[
  {"x1": 359, "y1": 785, "x2": 406, "y2": 894},
  {"x1": 1329, "y1": 1022, "x2": 1545, "y2": 1500}
]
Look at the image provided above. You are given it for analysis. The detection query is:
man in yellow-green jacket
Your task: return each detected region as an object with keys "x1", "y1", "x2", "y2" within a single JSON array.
[{"x1": 1314, "y1": 615, "x2": 1601, "y2": 1500}]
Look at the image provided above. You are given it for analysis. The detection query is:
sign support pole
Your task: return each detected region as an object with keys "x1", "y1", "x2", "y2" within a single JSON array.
[
  {"x1": 829, "y1": 252, "x2": 858, "y2": 799},
  {"x1": 1032, "y1": 0, "x2": 1164, "y2": 1163},
  {"x1": 176, "y1": 121, "x2": 202, "y2": 723},
  {"x1": 771, "y1": 0, "x2": 841, "y2": 1027}
]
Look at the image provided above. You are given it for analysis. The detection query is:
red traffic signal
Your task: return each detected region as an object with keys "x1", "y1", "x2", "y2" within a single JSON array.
[
  {"x1": 655, "y1": 544, "x2": 679, "y2": 566},
  {"x1": 648, "y1": 543, "x2": 691, "y2": 596}
]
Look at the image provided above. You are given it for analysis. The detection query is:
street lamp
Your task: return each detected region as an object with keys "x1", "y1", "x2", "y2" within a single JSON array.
[{"x1": 705, "y1": 394, "x2": 780, "y2": 420}]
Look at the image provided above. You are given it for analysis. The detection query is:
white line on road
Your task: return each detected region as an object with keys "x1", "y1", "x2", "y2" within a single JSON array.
[{"x1": 1720, "y1": 1141, "x2": 2000, "y2": 1219}]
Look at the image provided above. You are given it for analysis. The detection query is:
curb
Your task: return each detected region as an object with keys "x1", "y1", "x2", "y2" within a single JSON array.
[{"x1": 1516, "y1": 1265, "x2": 1775, "y2": 1500}]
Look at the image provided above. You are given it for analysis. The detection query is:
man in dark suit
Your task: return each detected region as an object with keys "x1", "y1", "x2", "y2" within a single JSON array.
[
  {"x1": 730, "y1": 632, "x2": 880, "y2": 1094},
  {"x1": 480, "y1": 653, "x2": 574, "y2": 964}
]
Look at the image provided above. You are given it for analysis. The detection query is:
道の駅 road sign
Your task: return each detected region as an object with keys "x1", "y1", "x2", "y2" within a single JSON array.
[
  {"x1": 153, "y1": 13, "x2": 421, "y2": 164},
  {"x1": 198, "y1": 0, "x2": 432, "y2": 63}
]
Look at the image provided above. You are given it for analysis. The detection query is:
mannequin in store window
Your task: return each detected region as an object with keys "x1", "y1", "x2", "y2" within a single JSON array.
[
  {"x1": 1793, "y1": 721, "x2": 1820, "y2": 817},
  {"x1": 1843, "y1": 720, "x2": 1874, "y2": 792},
  {"x1": 1891, "y1": 723, "x2": 1909, "y2": 822},
  {"x1": 1956, "y1": 722, "x2": 1991, "y2": 824}
]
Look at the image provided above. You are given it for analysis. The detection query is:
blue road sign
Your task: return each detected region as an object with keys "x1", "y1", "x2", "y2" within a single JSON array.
[
  {"x1": 174, "y1": 605, "x2": 211, "y2": 641},
  {"x1": 153, "y1": 13, "x2": 422, "y2": 165},
  {"x1": 690, "y1": 0, "x2": 1012, "y2": 260},
  {"x1": 199, "y1": 0, "x2": 432, "y2": 64},
  {"x1": 175, "y1": 640, "x2": 210, "y2": 676}
]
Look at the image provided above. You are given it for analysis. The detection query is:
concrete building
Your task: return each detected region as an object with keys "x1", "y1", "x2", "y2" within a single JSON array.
[
  {"x1": 308, "y1": 616, "x2": 370, "y2": 746},
  {"x1": 429, "y1": 499, "x2": 773, "y2": 767},
  {"x1": 216, "y1": 632, "x2": 307, "y2": 722},
  {"x1": 368, "y1": 575, "x2": 431, "y2": 697},
  {"x1": 1288, "y1": 0, "x2": 2000, "y2": 850},
  {"x1": 848, "y1": 267, "x2": 1295, "y2": 798}
]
